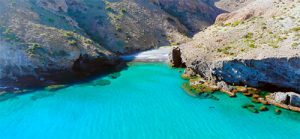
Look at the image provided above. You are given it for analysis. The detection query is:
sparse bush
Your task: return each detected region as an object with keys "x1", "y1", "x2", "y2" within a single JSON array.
[
  {"x1": 105, "y1": 6, "x2": 113, "y2": 11},
  {"x1": 244, "y1": 32, "x2": 253, "y2": 39},
  {"x1": 291, "y1": 27, "x2": 300, "y2": 32},
  {"x1": 292, "y1": 42, "x2": 298, "y2": 48},
  {"x1": 116, "y1": 25, "x2": 122, "y2": 32},
  {"x1": 68, "y1": 40, "x2": 77, "y2": 46},
  {"x1": 249, "y1": 43, "x2": 255, "y2": 48},
  {"x1": 232, "y1": 21, "x2": 241, "y2": 27},
  {"x1": 121, "y1": 8, "x2": 126, "y2": 13},
  {"x1": 26, "y1": 43, "x2": 43, "y2": 57}
]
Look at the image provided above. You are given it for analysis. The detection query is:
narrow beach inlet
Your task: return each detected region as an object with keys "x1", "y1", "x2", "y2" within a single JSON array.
[{"x1": 120, "y1": 46, "x2": 172, "y2": 62}]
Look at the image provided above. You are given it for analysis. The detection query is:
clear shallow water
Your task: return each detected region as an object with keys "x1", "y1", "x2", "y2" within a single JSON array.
[{"x1": 0, "y1": 63, "x2": 300, "y2": 139}]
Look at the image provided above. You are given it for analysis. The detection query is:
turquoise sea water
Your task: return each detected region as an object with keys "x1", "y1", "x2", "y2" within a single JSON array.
[{"x1": 0, "y1": 62, "x2": 300, "y2": 139}]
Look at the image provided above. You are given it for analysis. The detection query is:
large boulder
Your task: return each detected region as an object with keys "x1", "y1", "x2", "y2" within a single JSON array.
[
  {"x1": 288, "y1": 92, "x2": 300, "y2": 107},
  {"x1": 274, "y1": 92, "x2": 288, "y2": 104},
  {"x1": 169, "y1": 47, "x2": 185, "y2": 67}
]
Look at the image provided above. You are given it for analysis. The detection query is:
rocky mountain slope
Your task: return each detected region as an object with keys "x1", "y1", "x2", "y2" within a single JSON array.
[
  {"x1": 214, "y1": 0, "x2": 255, "y2": 12},
  {"x1": 170, "y1": 0, "x2": 300, "y2": 92},
  {"x1": 0, "y1": 0, "x2": 117, "y2": 87},
  {"x1": 0, "y1": 0, "x2": 256, "y2": 89}
]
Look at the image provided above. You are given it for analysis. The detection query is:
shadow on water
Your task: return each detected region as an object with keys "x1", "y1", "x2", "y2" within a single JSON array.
[
  {"x1": 0, "y1": 59, "x2": 130, "y2": 102},
  {"x1": 198, "y1": 93, "x2": 220, "y2": 101},
  {"x1": 0, "y1": 93, "x2": 18, "y2": 102}
]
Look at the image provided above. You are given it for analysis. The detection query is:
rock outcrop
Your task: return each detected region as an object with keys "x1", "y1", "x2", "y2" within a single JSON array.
[
  {"x1": 170, "y1": 0, "x2": 300, "y2": 93},
  {"x1": 267, "y1": 92, "x2": 300, "y2": 112}
]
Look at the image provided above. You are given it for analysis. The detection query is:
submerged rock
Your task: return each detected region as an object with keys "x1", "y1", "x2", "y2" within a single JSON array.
[
  {"x1": 242, "y1": 103, "x2": 255, "y2": 108},
  {"x1": 259, "y1": 106, "x2": 268, "y2": 111},
  {"x1": 45, "y1": 85, "x2": 67, "y2": 91},
  {"x1": 182, "y1": 82, "x2": 202, "y2": 97},
  {"x1": 93, "y1": 79, "x2": 111, "y2": 86},
  {"x1": 108, "y1": 72, "x2": 121, "y2": 79},
  {"x1": 275, "y1": 109, "x2": 282, "y2": 115},
  {"x1": 247, "y1": 106, "x2": 259, "y2": 114}
]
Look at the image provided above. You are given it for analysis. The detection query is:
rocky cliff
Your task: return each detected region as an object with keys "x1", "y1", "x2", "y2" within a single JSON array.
[
  {"x1": 0, "y1": 0, "x2": 118, "y2": 87},
  {"x1": 170, "y1": 0, "x2": 300, "y2": 93},
  {"x1": 0, "y1": 0, "x2": 263, "y2": 89}
]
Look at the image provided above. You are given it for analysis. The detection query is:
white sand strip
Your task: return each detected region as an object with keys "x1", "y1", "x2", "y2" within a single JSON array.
[{"x1": 120, "y1": 46, "x2": 173, "y2": 62}]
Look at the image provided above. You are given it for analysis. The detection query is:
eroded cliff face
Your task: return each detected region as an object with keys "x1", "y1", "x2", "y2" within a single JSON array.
[
  {"x1": 170, "y1": 0, "x2": 300, "y2": 92},
  {"x1": 0, "y1": 0, "x2": 117, "y2": 87}
]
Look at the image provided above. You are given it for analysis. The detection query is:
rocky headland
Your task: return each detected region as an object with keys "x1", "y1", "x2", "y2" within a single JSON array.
[
  {"x1": 170, "y1": 0, "x2": 300, "y2": 92},
  {"x1": 170, "y1": 0, "x2": 300, "y2": 112}
]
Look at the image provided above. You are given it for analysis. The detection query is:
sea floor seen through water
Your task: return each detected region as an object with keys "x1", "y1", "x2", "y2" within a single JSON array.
[{"x1": 0, "y1": 62, "x2": 300, "y2": 139}]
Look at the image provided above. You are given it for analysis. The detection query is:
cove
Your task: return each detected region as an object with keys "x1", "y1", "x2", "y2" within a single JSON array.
[{"x1": 0, "y1": 62, "x2": 300, "y2": 139}]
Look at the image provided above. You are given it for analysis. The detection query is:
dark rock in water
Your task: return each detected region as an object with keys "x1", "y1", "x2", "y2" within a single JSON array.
[
  {"x1": 252, "y1": 97, "x2": 260, "y2": 103},
  {"x1": 200, "y1": 93, "x2": 219, "y2": 101},
  {"x1": 108, "y1": 72, "x2": 121, "y2": 79},
  {"x1": 247, "y1": 106, "x2": 259, "y2": 113},
  {"x1": 259, "y1": 106, "x2": 269, "y2": 111},
  {"x1": 242, "y1": 103, "x2": 255, "y2": 108},
  {"x1": 209, "y1": 95, "x2": 220, "y2": 101},
  {"x1": 0, "y1": 93, "x2": 17, "y2": 102},
  {"x1": 275, "y1": 109, "x2": 282, "y2": 115},
  {"x1": 93, "y1": 79, "x2": 111, "y2": 86},
  {"x1": 202, "y1": 93, "x2": 210, "y2": 97}
]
